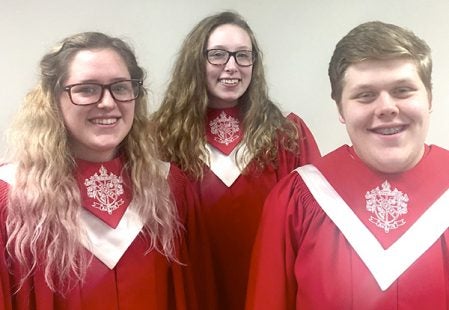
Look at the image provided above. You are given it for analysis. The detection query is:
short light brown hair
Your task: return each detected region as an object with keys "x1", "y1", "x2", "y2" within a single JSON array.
[{"x1": 328, "y1": 21, "x2": 432, "y2": 104}]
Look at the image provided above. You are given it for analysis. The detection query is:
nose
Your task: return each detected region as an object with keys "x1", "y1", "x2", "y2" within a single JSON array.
[
  {"x1": 97, "y1": 88, "x2": 116, "y2": 109},
  {"x1": 224, "y1": 55, "x2": 238, "y2": 72},
  {"x1": 375, "y1": 92, "x2": 399, "y2": 119}
]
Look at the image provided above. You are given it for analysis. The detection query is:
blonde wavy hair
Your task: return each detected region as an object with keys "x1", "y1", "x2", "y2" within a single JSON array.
[
  {"x1": 5, "y1": 32, "x2": 180, "y2": 294},
  {"x1": 152, "y1": 11, "x2": 300, "y2": 179}
]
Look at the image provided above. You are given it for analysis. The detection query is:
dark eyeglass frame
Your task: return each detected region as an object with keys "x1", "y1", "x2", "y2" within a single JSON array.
[
  {"x1": 205, "y1": 49, "x2": 256, "y2": 67},
  {"x1": 63, "y1": 79, "x2": 143, "y2": 106}
]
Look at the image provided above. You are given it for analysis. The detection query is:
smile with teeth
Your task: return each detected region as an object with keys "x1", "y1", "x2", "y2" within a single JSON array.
[
  {"x1": 91, "y1": 118, "x2": 118, "y2": 125},
  {"x1": 219, "y1": 78, "x2": 240, "y2": 86},
  {"x1": 372, "y1": 126, "x2": 405, "y2": 135}
]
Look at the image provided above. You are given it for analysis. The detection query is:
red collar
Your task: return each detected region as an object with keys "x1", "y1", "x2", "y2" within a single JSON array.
[
  {"x1": 206, "y1": 106, "x2": 243, "y2": 155},
  {"x1": 75, "y1": 156, "x2": 132, "y2": 228}
]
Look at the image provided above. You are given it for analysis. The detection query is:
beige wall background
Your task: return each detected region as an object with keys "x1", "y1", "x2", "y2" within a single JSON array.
[{"x1": 2, "y1": 0, "x2": 449, "y2": 156}]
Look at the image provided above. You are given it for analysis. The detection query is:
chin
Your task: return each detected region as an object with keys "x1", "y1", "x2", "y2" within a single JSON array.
[
  {"x1": 91, "y1": 142, "x2": 121, "y2": 155},
  {"x1": 372, "y1": 157, "x2": 416, "y2": 174}
]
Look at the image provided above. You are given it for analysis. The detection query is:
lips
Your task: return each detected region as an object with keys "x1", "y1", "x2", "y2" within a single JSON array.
[
  {"x1": 370, "y1": 125, "x2": 406, "y2": 135},
  {"x1": 219, "y1": 78, "x2": 241, "y2": 86},
  {"x1": 90, "y1": 118, "x2": 119, "y2": 125}
]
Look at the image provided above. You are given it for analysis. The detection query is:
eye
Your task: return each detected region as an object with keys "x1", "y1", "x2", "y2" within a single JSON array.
[
  {"x1": 111, "y1": 82, "x2": 131, "y2": 94},
  {"x1": 392, "y1": 87, "x2": 415, "y2": 98},
  {"x1": 208, "y1": 50, "x2": 227, "y2": 59},
  {"x1": 236, "y1": 51, "x2": 252, "y2": 60},
  {"x1": 353, "y1": 91, "x2": 376, "y2": 103},
  {"x1": 71, "y1": 84, "x2": 100, "y2": 97}
]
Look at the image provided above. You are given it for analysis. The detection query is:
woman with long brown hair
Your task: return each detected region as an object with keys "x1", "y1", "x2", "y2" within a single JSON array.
[{"x1": 152, "y1": 11, "x2": 321, "y2": 309}]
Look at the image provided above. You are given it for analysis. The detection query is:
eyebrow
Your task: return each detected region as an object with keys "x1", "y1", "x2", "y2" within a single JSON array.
[
  {"x1": 207, "y1": 45, "x2": 252, "y2": 50},
  {"x1": 67, "y1": 77, "x2": 131, "y2": 84},
  {"x1": 349, "y1": 78, "x2": 418, "y2": 91}
]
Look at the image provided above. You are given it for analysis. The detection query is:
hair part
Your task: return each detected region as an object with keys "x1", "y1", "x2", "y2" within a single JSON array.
[
  {"x1": 152, "y1": 11, "x2": 300, "y2": 179},
  {"x1": 328, "y1": 21, "x2": 432, "y2": 105}
]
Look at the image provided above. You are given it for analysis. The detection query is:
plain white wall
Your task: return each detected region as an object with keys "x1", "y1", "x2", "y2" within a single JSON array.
[{"x1": 2, "y1": 0, "x2": 449, "y2": 156}]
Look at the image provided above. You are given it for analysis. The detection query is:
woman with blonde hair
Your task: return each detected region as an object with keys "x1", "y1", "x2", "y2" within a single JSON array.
[
  {"x1": 152, "y1": 11, "x2": 321, "y2": 309},
  {"x1": 0, "y1": 32, "x2": 202, "y2": 309}
]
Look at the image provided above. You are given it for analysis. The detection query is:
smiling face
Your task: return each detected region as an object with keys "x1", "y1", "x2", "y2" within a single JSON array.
[
  {"x1": 339, "y1": 57, "x2": 431, "y2": 174},
  {"x1": 60, "y1": 48, "x2": 135, "y2": 162},
  {"x1": 205, "y1": 24, "x2": 253, "y2": 108}
]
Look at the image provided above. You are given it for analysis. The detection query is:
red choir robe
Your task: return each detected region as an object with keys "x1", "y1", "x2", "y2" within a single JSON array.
[
  {"x1": 196, "y1": 112, "x2": 321, "y2": 310},
  {"x1": 246, "y1": 144, "x2": 449, "y2": 310},
  {"x1": 0, "y1": 159, "x2": 205, "y2": 310}
]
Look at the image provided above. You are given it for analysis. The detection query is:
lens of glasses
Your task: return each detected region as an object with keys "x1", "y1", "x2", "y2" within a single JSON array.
[
  {"x1": 67, "y1": 80, "x2": 141, "y2": 105},
  {"x1": 206, "y1": 49, "x2": 254, "y2": 66},
  {"x1": 109, "y1": 80, "x2": 140, "y2": 101}
]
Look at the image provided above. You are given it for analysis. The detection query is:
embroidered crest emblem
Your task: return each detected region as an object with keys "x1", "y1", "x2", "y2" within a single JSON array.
[
  {"x1": 84, "y1": 165, "x2": 124, "y2": 214},
  {"x1": 209, "y1": 111, "x2": 240, "y2": 145},
  {"x1": 365, "y1": 181, "x2": 409, "y2": 233}
]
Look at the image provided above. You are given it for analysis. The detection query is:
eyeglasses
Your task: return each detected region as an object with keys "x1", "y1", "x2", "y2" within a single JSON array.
[
  {"x1": 206, "y1": 49, "x2": 255, "y2": 67},
  {"x1": 63, "y1": 79, "x2": 143, "y2": 106}
]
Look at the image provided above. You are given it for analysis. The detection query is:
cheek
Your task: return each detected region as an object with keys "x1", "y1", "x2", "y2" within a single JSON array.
[
  {"x1": 121, "y1": 104, "x2": 136, "y2": 129},
  {"x1": 205, "y1": 68, "x2": 218, "y2": 91},
  {"x1": 339, "y1": 101, "x2": 369, "y2": 126},
  {"x1": 206, "y1": 78, "x2": 214, "y2": 93},
  {"x1": 340, "y1": 110, "x2": 366, "y2": 132},
  {"x1": 62, "y1": 113, "x2": 79, "y2": 137},
  {"x1": 406, "y1": 102, "x2": 429, "y2": 123},
  {"x1": 245, "y1": 68, "x2": 253, "y2": 82},
  {"x1": 418, "y1": 109, "x2": 431, "y2": 129},
  {"x1": 59, "y1": 101, "x2": 75, "y2": 130},
  {"x1": 241, "y1": 69, "x2": 253, "y2": 92},
  {"x1": 59, "y1": 97, "x2": 88, "y2": 138},
  {"x1": 127, "y1": 105, "x2": 136, "y2": 123},
  {"x1": 206, "y1": 63, "x2": 218, "y2": 79}
]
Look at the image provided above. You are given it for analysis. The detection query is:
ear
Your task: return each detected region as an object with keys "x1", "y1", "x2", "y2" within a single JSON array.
[
  {"x1": 425, "y1": 88, "x2": 433, "y2": 112},
  {"x1": 337, "y1": 104, "x2": 346, "y2": 124}
]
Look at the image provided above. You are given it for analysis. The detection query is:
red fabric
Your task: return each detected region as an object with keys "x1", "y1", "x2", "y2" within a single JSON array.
[
  {"x1": 75, "y1": 157, "x2": 132, "y2": 228},
  {"x1": 246, "y1": 145, "x2": 449, "y2": 310},
  {"x1": 193, "y1": 113, "x2": 321, "y2": 310},
  {"x1": 0, "y1": 164, "x2": 204, "y2": 310},
  {"x1": 206, "y1": 106, "x2": 243, "y2": 155}
]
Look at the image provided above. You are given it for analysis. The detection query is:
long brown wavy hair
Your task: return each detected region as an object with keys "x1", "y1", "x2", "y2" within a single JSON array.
[
  {"x1": 4, "y1": 32, "x2": 180, "y2": 293},
  {"x1": 152, "y1": 11, "x2": 300, "y2": 179}
]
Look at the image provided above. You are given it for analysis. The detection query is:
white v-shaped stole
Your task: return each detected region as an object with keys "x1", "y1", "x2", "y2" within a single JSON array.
[
  {"x1": 296, "y1": 164, "x2": 449, "y2": 291},
  {"x1": 204, "y1": 143, "x2": 251, "y2": 187},
  {"x1": 0, "y1": 162, "x2": 171, "y2": 270},
  {"x1": 79, "y1": 161, "x2": 171, "y2": 269}
]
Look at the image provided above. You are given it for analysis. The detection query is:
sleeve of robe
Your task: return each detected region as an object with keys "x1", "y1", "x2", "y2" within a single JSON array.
[
  {"x1": 168, "y1": 164, "x2": 218, "y2": 310},
  {"x1": 0, "y1": 180, "x2": 13, "y2": 310},
  {"x1": 245, "y1": 171, "x2": 310, "y2": 310}
]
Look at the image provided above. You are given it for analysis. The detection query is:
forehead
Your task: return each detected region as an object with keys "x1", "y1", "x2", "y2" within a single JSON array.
[
  {"x1": 207, "y1": 24, "x2": 252, "y2": 48},
  {"x1": 343, "y1": 58, "x2": 422, "y2": 90},
  {"x1": 66, "y1": 48, "x2": 130, "y2": 82}
]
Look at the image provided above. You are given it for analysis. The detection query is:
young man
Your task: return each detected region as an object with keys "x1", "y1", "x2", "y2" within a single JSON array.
[{"x1": 246, "y1": 21, "x2": 449, "y2": 309}]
